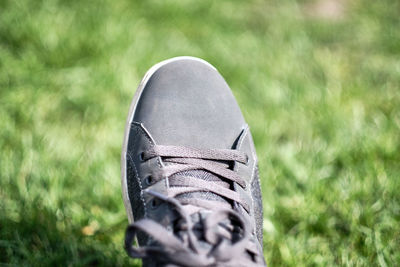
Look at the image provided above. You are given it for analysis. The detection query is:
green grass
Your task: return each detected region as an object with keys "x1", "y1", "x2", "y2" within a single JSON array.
[{"x1": 1, "y1": 0, "x2": 399, "y2": 266}]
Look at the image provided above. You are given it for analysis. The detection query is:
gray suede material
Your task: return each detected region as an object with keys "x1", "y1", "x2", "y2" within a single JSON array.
[
  {"x1": 126, "y1": 154, "x2": 147, "y2": 245},
  {"x1": 124, "y1": 58, "x2": 264, "y2": 266},
  {"x1": 133, "y1": 59, "x2": 245, "y2": 149}
]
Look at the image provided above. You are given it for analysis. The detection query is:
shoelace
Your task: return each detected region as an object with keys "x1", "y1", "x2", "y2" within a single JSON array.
[{"x1": 125, "y1": 145, "x2": 264, "y2": 266}]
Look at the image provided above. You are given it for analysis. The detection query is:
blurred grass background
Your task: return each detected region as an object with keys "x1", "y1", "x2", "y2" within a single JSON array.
[{"x1": 1, "y1": 0, "x2": 399, "y2": 266}]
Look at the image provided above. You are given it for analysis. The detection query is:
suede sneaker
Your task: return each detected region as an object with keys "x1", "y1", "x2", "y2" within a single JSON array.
[{"x1": 121, "y1": 56, "x2": 266, "y2": 266}]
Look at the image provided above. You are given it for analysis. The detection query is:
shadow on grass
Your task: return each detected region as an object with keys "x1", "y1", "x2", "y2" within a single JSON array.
[{"x1": 0, "y1": 199, "x2": 139, "y2": 266}]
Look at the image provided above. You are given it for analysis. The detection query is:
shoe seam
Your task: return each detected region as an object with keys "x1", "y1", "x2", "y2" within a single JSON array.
[
  {"x1": 130, "y1": 123, "x2": 164, "y2": 247},
  {"x1": 236, "y1": 125, "x2": 257, "y2": 231},
  {"x1": 127, "y1": 151, "x2": 148, "y2": 218},
  {"x1": 133, "y1": 122, "x2": 163, "y2": 169}
]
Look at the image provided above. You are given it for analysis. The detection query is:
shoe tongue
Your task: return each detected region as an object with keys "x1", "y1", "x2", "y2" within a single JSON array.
[
  {"x1": 173, "y1": 170, "x2": 229, "y2": 250},
  {"x1": 174, "y1": 169, "x2": 229, "y2": 206}
]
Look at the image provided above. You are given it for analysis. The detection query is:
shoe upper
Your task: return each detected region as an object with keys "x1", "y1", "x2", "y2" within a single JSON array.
[{"x1": 123, "y1": 57, "x2": 265, "y2": 266}]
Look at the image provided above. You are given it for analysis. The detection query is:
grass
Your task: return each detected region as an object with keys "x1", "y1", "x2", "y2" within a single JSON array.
[{"x1": 1, "y1": 0, "x2": 399, "y2": 265}]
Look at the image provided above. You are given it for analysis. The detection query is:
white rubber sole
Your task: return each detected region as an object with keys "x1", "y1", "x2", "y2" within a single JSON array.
[{"x1": 121, "y1": 56, "x2": 217, "y2": 223}]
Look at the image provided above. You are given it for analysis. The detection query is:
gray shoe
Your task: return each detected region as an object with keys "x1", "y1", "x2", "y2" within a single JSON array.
[{"x1": 121, "y1": 57, "x2": 266, "y2": 267}]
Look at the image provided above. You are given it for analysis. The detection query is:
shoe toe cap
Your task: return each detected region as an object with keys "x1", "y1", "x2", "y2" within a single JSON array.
[{"x1": 133, "y1": 57, "x2": 246, "y2": 149}]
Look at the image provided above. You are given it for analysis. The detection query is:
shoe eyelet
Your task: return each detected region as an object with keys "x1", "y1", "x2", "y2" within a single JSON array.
[
  {"x1": 150, "y1": 199, "x2": 159, "y2": 209},
  {"x1": 139, "y1": 152, "x2": 145, "y2": 161},
  {"x1": 144, "y1": 175, "x2": 153, "y2": 185}
]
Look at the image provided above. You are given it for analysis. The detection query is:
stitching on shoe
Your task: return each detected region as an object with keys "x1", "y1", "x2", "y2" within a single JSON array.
[
  {"x1": 236, "y1": 125, "x2": 248, "y2": 153},
  {"x1": 127, "y1": 151, "x2": 148, "y2": 217},
  {"x1": 246, "y1": 130, "x2": 259, "y2": 236},
  {"x1": 236, "y1": 126, "x2": 256, "y2": 227},
  {"x1": 132, "y1": 122, "x2": 163, "y2": 169},
  {"x1": 130, "y1": 123, "x2": 165, "y2": 246},
  {"x1": 239, "y1": 126, "x2": 257, "y2": 189},
  {"x1": 128, "y1": 126, "x2": 148, "y2": 216}
]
